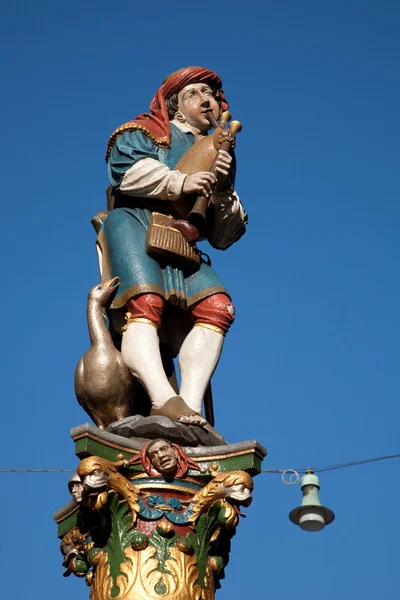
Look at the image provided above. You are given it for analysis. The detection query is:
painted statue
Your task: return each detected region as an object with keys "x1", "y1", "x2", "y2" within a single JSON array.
[
  {"x1": 77, "y1": 66, "x2": 247, "y2": 431},
  {"x1": 57, "y1": 67, "x2": 267, "y2": 600}
]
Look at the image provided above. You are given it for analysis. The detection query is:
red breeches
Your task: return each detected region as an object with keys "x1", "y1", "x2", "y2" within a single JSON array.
[
  {"x1": 126, "y1": 293, "x2": 235, "y2": 334},
  {"x1": 126, "y1": 294, "x2": 164, "y2": 327}
]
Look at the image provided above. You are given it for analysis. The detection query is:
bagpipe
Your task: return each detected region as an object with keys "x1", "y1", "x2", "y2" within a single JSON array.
[
  {"x1": 170, "y1": 110, "x2": 242, "y2": 241},
  {"x1": 146, "y1": 111, "x2": 242, "y2": 272}
]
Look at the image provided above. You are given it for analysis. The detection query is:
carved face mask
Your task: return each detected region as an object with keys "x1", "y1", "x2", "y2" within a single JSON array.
[
  {"x1": 69, "y1": 481, "x2": 84, "y2": 503},
  {"x1": 146, "y1": 440, "x2": 179, "y2": 476}
]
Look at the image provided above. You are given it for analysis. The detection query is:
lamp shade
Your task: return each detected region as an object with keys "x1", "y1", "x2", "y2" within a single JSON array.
[{"x1": 289, "y1": 469, "x2": 334, "y2": 532}]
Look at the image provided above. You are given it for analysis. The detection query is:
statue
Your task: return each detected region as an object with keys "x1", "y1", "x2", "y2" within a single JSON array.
[
  {"x1": 56, "y1": 66, "x2": 266, "y2": 600},
  {"x1": 78, "y1": 66, "x2": 247, "y2": 432}
]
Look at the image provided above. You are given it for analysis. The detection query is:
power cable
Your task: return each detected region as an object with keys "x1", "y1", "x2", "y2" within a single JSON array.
[
  {"x1": 261, "y1": 452, "x2": 400, "y2": 475},
  {"x1": 261, "y1": 452, "x2": 400, "y2": 484},
  {"x1": 0, "y1": 469, "x2": 75, "y2": 473}
]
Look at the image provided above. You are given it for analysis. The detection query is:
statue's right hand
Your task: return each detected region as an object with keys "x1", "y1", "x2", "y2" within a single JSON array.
[{"x1": 182, "y1": 172, "x2": 217, "y2": 198}]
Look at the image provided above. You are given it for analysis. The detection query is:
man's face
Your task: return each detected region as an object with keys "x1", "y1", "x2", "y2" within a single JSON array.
[
  {"x1": 69, "y1": 481, "x2": 84, "y2": 503},
  {"x1": 177, "y1": 83, "x2": 220, "y2": 133},
  {"x1": 147, "y1": 440, "x2": 178, "y2": 476}
]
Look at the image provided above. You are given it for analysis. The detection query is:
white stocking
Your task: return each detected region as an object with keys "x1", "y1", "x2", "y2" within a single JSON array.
[
  {"x1": 121, "y1": 322, "x2": 175, "y2": 408},
  {"x1": 179, "y1": 325, "x2": 224, "y2": 414}
]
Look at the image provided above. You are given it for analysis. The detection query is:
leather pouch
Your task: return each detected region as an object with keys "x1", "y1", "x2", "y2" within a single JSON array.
[{"x1": 146, "y1": 212, "x2": 201, "y2": 273}]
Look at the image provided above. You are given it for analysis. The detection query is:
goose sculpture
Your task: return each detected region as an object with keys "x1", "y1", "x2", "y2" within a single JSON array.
[{"x1": 74, "y1": 277, "x2": 136, "y2": 429}]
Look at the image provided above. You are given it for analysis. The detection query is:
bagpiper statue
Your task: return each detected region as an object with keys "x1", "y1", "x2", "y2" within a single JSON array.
[{"x1": 55, "y1": 66, "x2": 266, "y2": 600}]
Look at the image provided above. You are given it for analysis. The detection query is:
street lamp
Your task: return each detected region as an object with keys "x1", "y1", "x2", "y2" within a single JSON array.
[{"x1": 289, "y1": 469, "x2": 335, "y2": 532}]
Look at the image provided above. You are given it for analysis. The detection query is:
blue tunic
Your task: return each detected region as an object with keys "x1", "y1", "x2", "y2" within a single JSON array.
[{"x1": 101, "y1": 124, "x2": 227, "y2": 310}]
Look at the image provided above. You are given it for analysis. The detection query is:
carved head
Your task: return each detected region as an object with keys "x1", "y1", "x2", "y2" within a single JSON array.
[
  {"x1": 88, "y1": 277, "x2": 120, "y2": 306},
  {"x1": 146, "y1": 439, "x2": 179, "y2": 476},
  {"x1": 218, "y1": 471, "x2": 254, "y2": 507},
  {"x1": 68, "y1": 473, "x2": 84, "y2": 504},
  {"x1": 77, "y1": 456, "x2": 114, "y2": 490}
]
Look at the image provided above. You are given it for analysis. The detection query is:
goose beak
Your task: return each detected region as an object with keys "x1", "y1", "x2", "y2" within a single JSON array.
[{"x1": 105, "y1": 277, "x2": 120, "y2": 290}]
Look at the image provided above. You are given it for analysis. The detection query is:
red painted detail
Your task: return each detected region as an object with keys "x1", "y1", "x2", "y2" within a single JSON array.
[{"x1": 191, "y1": 293, "x2": 235, "y2": 333}]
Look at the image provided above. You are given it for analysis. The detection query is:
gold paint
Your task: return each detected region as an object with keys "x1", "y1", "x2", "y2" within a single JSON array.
[
  {"x1": 218, "y1": 500, "x2": 238, "y2": 529},
  {"x1": 126, "y1": 482, "x2": 202, "y2": 494},
  {"x1": 194, "y1": 323, "x2": 226, "y2": 336},
  {"x1": 104, "y1": 276, "x2": 120, "y2": 289},
  {"x1": 122, "y1": 317, "x2": 159, "y2": 333},
  {"x1": 229, "y1": 120, "x2": 242, "y2": 134},
  {"x1": 77, "y1": 456, "x2": 140, "y2": 527},
  {"x1": 208, "y1": 557, "x2": 222, "y2": 574},
  {"x1": 176, "y1": 538, "x2": 193, "y2": 554},
  {"x1": 90, "y1": 546, "x2": 204, "y2": 600},
  {"x1": 129, "y1": 473, "x2": 203, "y2": 486},
  {"x1": 60, "y1": 527, "x2": 87, "y2": 558},
  {"x1": 209, "y1": 526, "x2": 221, "y2": 544},
  {"x1": 94, "y1": 490, "x2": 108, "y2": 510},
  {"x1": 153, "y1": 211, "x2": 174, "y2": 219},
  {"x1": 90, "y1": 551, "x2": 113, "y2": 599},
  {"x1": 201, "y1": 566, "x2": 216, "y2": 600},
  {"x1": 189, "y1": 471, "x2": 254, "y2": 524},
  {"x1": 106, "y1": 124, "x2": 170, "y2": 162},
  {"x1": 91, "y1": 550, "x2": 105, "y2": 567},
  {"x1": 219, "y1": 111, "x2": 232, "y2": 128},
  {"x1": 156, "y1": 520, "x2": 175, "y2": 536}
]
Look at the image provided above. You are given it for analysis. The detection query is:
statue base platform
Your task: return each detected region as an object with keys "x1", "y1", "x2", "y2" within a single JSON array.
[{"x1": 106, "y1": 415, "x2": 227, "y2": 447}]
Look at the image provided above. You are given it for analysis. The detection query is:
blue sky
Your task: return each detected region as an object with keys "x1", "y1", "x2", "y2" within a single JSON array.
[{"x1": 1, "y1": 1, "x2": 399, "y2": 598}]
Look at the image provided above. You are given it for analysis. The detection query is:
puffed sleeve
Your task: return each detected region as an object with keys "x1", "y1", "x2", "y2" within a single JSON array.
[
  {"x1": 107, "y1": 130, "x2": 159, "y2": 189},
  {"x1": 208, "y1": 189, "x2": 248, "y2": 250}
]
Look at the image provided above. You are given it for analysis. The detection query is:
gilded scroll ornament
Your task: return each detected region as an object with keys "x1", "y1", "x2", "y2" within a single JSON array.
[
  {"x1": 77, "y1": 456, "x2": 140, "y2": 525},
  {"x1": 188, "y1": 470, "x2": 254, "y2": 524}
]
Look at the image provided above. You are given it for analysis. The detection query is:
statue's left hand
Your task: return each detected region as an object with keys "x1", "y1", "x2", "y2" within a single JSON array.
[{"x1": 214, "y1": 150, "x2": 232, "y2": 177}]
